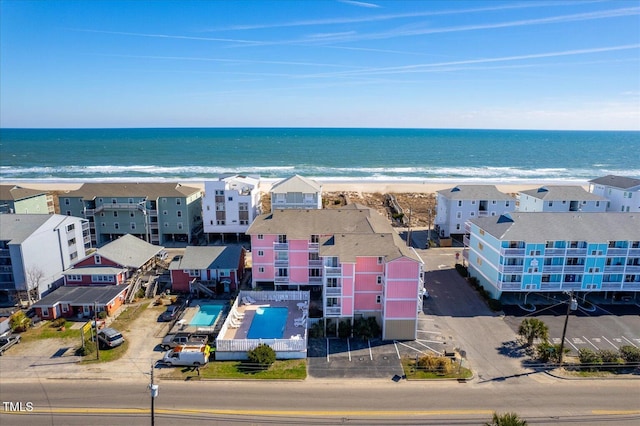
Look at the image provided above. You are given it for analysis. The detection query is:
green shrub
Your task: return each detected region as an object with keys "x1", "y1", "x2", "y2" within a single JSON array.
[
  {"x1": 135, "y1": 288, "x2": 145, "y2": 299},
  {"x1": 337, "y1": 320, "x2": 352, "y2": 339},
  {"x1": 97, "y1": 311, "x2": 107, "y2": 319},
  {"x1": 247, "y1": 344, "x2": 276, "y2": 368},
  {"x1": 352, "y1": 317, "x2": 381, "y2": 340},
  {"x1": 10, "y1": 311, "x2": 32, "y2": 332},
  {"x1": 51, "y1": 317, "x2": 66, "y2": 328},
  {"x1": 535, "y1": 342, "x2": 566, "y2": 363},
  {"x1": 619, "y1": 345, "x2": 640, "y2": 364},
  {"x1": 416, "y1": 355, "x2": 454, "y2": 375},
  {"x1": 455, "y1": 264, "x2": 468, "y2": 277},
  {"x1": 578, "y1": 348, "x2": 602, "y2": 370},
  {"x1": 488, "y1": 299, "x2": 502, "y2": 311},
  {"x1": 598, "y1": 349, "x2": 621, "y2": 366},
  {"x1": 309, "y1": 322, "x2": 324, "y2": 338}
]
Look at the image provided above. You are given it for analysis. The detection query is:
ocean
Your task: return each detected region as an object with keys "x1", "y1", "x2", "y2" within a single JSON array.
[{"x1": 1, "y1": 128, "x2": 638, "y2": 184}]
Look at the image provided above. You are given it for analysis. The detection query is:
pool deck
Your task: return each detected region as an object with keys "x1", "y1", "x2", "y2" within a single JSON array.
[
  {"x1": 170, "y1": 301, "x2": 227, "y2": 335},
  {"x1": 220, "y1": 299, "x2": 307, "y2": 341}
]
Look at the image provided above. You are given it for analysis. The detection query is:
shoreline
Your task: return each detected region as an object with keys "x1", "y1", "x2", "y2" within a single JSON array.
[{"x1": 2, "y1": 178, "x2": 591, "y2": 194}]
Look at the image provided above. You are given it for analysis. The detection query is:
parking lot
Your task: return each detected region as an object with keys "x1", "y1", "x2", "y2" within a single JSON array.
[{"x1": 503, "y1": 304, "x2": 640, "y2": 357}]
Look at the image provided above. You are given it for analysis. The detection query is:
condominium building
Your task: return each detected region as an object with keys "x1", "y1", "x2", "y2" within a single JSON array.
[
  {"x1": 517, "y1": 185, "x2": 607, "y2": 212},
  {"x1": 0, "y1": 214, "x2": 91, "y2": 304},
  {"x1": 0, "y1": 185, "x2": 54, "y2": 214},
  {"x1": 435, "y1": 185, "x2": 515, "y2": 238},
  {"x1": 247, "y1": 205, "x2": 423, "y2": 340},
  {"x1": 202, "y1": 175, "x2": 261, "y2": 240},
  {"x1": 464, "y1": 212, "x2": 640, "y2": 299},
  {"x1": 270, "y1": 175, "x2": 322, "y2": 211},
  {"x1": 589, "y1": 175, "x2": 640, "y2": 212},
  {"x1": 60, "y1": 182, "x2": 203, "y2": 246}
]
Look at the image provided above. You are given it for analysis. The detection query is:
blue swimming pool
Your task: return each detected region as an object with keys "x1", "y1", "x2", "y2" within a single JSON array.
[
  {"x1": 190, "y1": 304, "x2": 223, "y2": 327},
  {"x1": 247, "y1": 307, "x2": 288, "y2": 339}
]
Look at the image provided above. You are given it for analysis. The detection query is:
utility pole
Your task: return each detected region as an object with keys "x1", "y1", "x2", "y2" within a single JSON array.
[
  {"x1": 149, "y1": 363, "x2": 158, "y2": 426},
  {"x1": 94, "y1": 301, "x2": 100, "y2": 360},
  {"x1": 558, "y1": 290, "x2": 577, "y2": 366}
]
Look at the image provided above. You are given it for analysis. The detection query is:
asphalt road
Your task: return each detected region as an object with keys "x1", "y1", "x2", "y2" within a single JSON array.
[{"x1": 2, "y1": 378, "x2": 639, "y2": 425}]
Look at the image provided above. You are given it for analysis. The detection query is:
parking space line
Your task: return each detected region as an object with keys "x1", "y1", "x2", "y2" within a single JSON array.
[
  {"x1": 347, "y1": 338, "x2": 351, "y2": 362},
  {"x1": 326, "y1": 338, "x2": 330, "y2": 362},
  {"x1": 414, "y1": 340, "x2": 441, "y2": 355},
  {"x1": 418, "y1": 330, "x2": 441, "y2": 334},
  {"x1": 601, "y1": 336, "x2": 618, "y2": 350},
  {"x1": 393, "y1": 341, "x2": 401, "y2": 359},
  {"x1": 564, "y1": 337, "x2": 578, "y2": 351},
  {"x1": 583, "y1": 336, "x2": 599, "y2": 350},
  {"x1": 622, "y1": 336, "x2": 638, "y2": 348},
  {"x1": 368, "y1": 339, "x2": 373, "y2": 360}
]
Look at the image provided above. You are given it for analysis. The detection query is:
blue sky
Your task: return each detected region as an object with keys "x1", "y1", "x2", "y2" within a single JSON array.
[{"x1": 1, "y1": 0, "x2": 638, "y2": 130}]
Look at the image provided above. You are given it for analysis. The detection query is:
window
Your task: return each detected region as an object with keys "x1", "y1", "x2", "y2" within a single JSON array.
[
  {"x1": 101, "y1": 222, "x2": 106, "y2": 227},
  {"x1": 506, "y1": 201, "x2": 510, "y2": 207},
  {"x1": 70, "y1": 252, "x2": 78, "y2": 261},
  {"x1": 164, "y1": 223, "x2": 169, "y2": 228},
  {"x1": 114, "y1": 222, "x2": 119, "y2": 230},
  {"x1": 478, "y1": 242, "x2": 484, "y2": 250},
  {"x1": 476, "y1": 258, "x2": 482, "y2": 266},
  {"x1": 177, "y1": 211, "x2": 182, "y2": 217},
  {"x1": 278, "y1": 235, "x2": 287, "y2": 243},
  {"x1": 216, "y1": 220, "x2": 225, "y2": 225},
  {"x1": 377, "y1": 276, "x2": 382, "y2": 285},
  {"x1": 257, "y1": 234, "x2": 264, "y2": 240},
  {"x1": 111, "y1": 198, "x2": 117, "y2": 204},
  {"x1": 162, "y1": 198, "x2": 167, "y2": 203},
  {"x1": 311, "y1": 234, "x2": 320, "y2": 243},
  {"x1": 64, "y1": 198, "x2": 70, "y2": 205},
  {"x1": 130, "y1": 222, "x2": 136, "y2": 230},
  {"x1": 309, "y1": 269, "x2": 321, "y2": 277},
  {"x1": 128, "y1": 198, "x2": 134, "y2": 203},
  {"x1": 548, "y1": 201, "x2": 553, "y2": 207},
  {"x1": 176, "y1": 199, "x2": 182, "y2": 205},
  {"x1": 94, "y1": 255, "x2": 102, "y2": 264},
  {"x1": 470, "y1": 212, "x2": 475, "y2": 216},
  {"x1": 456, "y1": 224, "x2": 461, "y2": 230},
  {"x1": 209, "y1": 220, "x2": 213, "y2": 225},
  {"x1": 62, "y1": 304, "x2": 68, "y2": 313},
  {"x1": 130, "y1": 212, "x2": 135, "y2": 217},
  {"x1": 67, "y1": 274, "x2": 82, "y2": 281},
  {"x1": 456, "y1": 212, "x2": 462, "y2": 219},
  {"x1": 66, "y1": 223, "x2": 75, "y2": 232},
  {"x1": 113, "y1": 211, "x2": 118, "y2": 217},
  {"x1": 228, "y1": 196, "x2": 233, "y2": 201},
  {"x1": 258, "y1": 267, "x2": 264, "y2": 273},
  {"x1": 188, "y1": 270, "x2": 200, "y2": 277},
  {"x1": 163, "y1": 210, "x2": 168, "y2": 215},
  {"x1": 41, "y1": 307, "x2": 49, "y2": 317},
  {"x1": 457, "y1": 200, "x2": 463, "y2": 207},
  {"x1": 377, "y1": 257, "x2": 383, "y2": 264},
  {"x1": 492, "y1": 200, "x2": 497, "y2": 205},
  {"x1": 206, "y1": 205, "x2": 210, "y2": 211},
  {"x1": 258, "y1": 250, "x2": 264, "y2": 256},
  {"x1": 68, "y1": 238, "x2": 76, "y2": 246},
  {"x1": 596, "y1": 201, "x2": 600, "y2": 207},
  {"x1": 471, "y1": 200, "x2": 476, "y2": 205},
  {"x1": 215, "y1": 190, "x2": 224, "y2": 196},
  {"x1": 376, "y1": 295, "x2": 381, "y2": 304},
  {"x1": 177, "y1": 223, "x2": 183, "y2": 230}
]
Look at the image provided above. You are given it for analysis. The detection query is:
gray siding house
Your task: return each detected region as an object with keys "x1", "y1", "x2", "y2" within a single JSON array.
[{"x1": 59, "y1": 183, "x2": 203, "y2": 246}]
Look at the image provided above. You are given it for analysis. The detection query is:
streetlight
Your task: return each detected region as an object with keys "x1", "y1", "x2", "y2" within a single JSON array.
[{"x1": 558, "y1": 290, "x2": 578, "y2": 366}]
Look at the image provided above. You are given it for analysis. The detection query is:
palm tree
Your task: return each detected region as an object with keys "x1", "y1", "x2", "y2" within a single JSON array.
[
  {"x1": 485, "y1": 412, "x2": 528, "y2": 426},
  {"x1": 518, "y1": 318, "x2": 549, "y2": 346}
]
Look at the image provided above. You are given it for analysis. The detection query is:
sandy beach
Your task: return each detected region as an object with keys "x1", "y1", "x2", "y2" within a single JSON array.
[{"x1": 3, "y1": 179, "x2": 589, "y2": 195}]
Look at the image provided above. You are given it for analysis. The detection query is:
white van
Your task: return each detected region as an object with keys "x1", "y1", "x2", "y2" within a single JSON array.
[{"x1": 162, "y1": 344, "x2": 210, "y2": 367}]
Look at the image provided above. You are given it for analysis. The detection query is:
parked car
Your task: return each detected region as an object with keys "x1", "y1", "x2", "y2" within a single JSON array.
[
  {"x1": 161, "y1": 332, "x2": 208, "y2": 351},
  {"x1": 96, "y1": 327, "x2": 125, "y2": 349},
  {"x1": 158, "y1": 300, "x2": 187, "y2": 322},
  {"x1": 0, "y1": 334, "x2": 21, "y2": 355},
  {"x1": 162, "y1": 344, "x2": 210, "y2": 367}
]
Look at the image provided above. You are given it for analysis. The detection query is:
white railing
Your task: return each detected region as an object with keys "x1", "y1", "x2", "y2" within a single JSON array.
[
  {"x1": 500, "y1": 248, "x2": 526, "y2": 256},
  {"x1": 326, "y1": 287, "x2": 341, "y2": 296},
  {"x1": 216, "y1": 338, "x2": 306, "y2": 353},
  {"x1": 324, "y1": 266, "x2": 341, "y2": 275}
]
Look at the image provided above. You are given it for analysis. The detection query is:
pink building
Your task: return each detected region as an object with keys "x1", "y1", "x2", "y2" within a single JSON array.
[
  {"x1": 247, "y1": 205, "x2": 423, "y2": 340},
  {"x1": 170, "y1": 245, "x2": 245, "y2": 295}
]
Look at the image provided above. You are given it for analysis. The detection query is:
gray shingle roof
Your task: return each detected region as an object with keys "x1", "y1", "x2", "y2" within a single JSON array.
[
  {"x1": 0, "y1": 185, "x2": 47, "y2": 201},
  {"x1": 63, "y1": 182, "x2": 201, "y2": 199},
  {"x1": 248, "y1": 206, "x2": 420, "y2": 262},
  {"x1": 270, "y1": 175, "x2": 322, "y2": 193},
  {"x1": 437, "y1": 185, "x2": 515, "y2": 200},
  {"x1": 589, "y1": 175, "x2": 640, "y2": 190},
  {"x1": 470, "y1": 212, "x2": 640, "y2": 242},
  {"x1": 33, "y1": 285, "x2": 127, "y2": 307},
  {"x1": 519, "y1": 185, "x2": 607, "y2": 201},
  {"x1": 96, "y1": 234, "x2": 164, "y2": 268},
  {"x1": 0, "y1": 214, "x2": 67, "y2": 244},
  {"x1": 171, "y1": 246, "x2": 243, "y2": 270}
]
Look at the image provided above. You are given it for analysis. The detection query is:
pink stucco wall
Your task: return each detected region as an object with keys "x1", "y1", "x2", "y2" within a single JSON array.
[{"x1": 384, "y1": 300, "x2": 418, "y2": 318}]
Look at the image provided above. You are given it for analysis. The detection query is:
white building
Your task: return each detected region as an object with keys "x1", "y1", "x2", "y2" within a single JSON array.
[
  {"x1": 270, "y1": 175, "x2": 322, "y2": 210},
  {"x1": 203, "y1": 175, "x2": 261, "y2": 239},
  {"x1": 435, "y1": 185, "x2": 515, "y2": 238},
  {"x1": 589, "y1": 175, "x2": 640, "y2": 213},
  {"x1": 518, "y1": 185, "x2": 607, "y2": 212},
  {"x1": 0, "y1": 214, "x2": 91, "y2": 304}
]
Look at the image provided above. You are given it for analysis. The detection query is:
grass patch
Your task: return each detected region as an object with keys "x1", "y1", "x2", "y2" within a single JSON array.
[
  {"x1": 19, "y1": 320, "x2": 80, "y2": 343},
  {"x1": 401, "y1": 357, "x2": 473, "y2": 380},
  {"x1": 79, "y1": 301, "x2": 150, "y2": 363},
  {"x1": 164, "y1": 359, "x2": 307, "y2": 380}
]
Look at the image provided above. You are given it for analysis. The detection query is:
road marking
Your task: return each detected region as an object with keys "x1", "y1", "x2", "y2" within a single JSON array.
[
  {"x1": 418, "y1": 329, "x2": 441, "y2": 334},
  {"x1": 414, "y1": 340, "x2": 443, "y2": 354},
  {"x1": 10, "y1": 407, "x2": 497, "y2": 417},
  {"x1": 393, "y1": 341, "x2": 401, "y2": 359},
  {"x1": 438, "y1": 264, "x2": 449, "y2": 269},
  {"x1": 368, "y1": 339, "x2": 373, "y2": 360},
  {"x1": 564, "y1": 337, "x2": 578, "y2": 351},
  {"x1": 602, "y1": 336, "x2": 618, "y2": 350},
  {"x1": 583, "y1": 336, "x2": 599, "y2": 350},
  {"x1": 347, "y1": 338, "x2": 351, "y2": 362},
  {"x1": 621, "y1": 336, "x2": 637, "y2": 348}
]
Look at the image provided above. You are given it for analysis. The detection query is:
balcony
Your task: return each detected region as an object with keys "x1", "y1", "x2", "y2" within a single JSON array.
[
  {"x1": 604, "y1": 265, "x2": 625, "y2": 273},
  {"x1": 499, "y1": 264, "x2": 524, "y2": 273},
  {"x1": 324, "y1": 266, "x2": 341, "y2": 276},
  {"x1": 499, "y1": 281, "x2": 522, "y2": 291},
  {"x1": 308, "y1": 242, "x2": 319, "y2": 250},
  {"x1": 0, "y1": 249, "x2": 9, "y2": 257},
  {"x1": 325, "y1": 306, "x2": 341, "y2": 316},
  {"x1": 622, "y1": 282, "x2": 640, "y2": 290},
  {"x1": 563, "y1": 265, "x2": 586, "y2": 273},
  {"x1": 544, "y1": 248, "x2": 566, "y2": 256},
  {"x1": 601, "y1": 282, "x2": 622, "y2": 290},
  {"x1": 274, "y1": 259, "x2": 289, "y2": 267},
  {"x1": 542, "y1": 265, "x2": 563, "y2": 273},
  {"x1": 463, "y1": 235, "x2": 470, "y2": 247},
  {"x1": 274, "y1": 276, "x2": 289, "y2": 284},
  {"x1": 625, "y1": 265, "x2": 640, "y2": 273},
  {"x1": 566, "y1": 248, "x2": 587, "y2": 256},
  {"x1": 606, "y1": 248, "x2": 628, "y2": 256},
  {"x1": 308, "y1": 277, "x2": 322, "y2": 284},
  {"x1": 500, "y1": 248, "x2": 525, "y2": 256},
  {"x1": 273, "y1": 243, "x2": 288, "y2": 251},
  {"x1": 628, "y1": 248, "x2": 640, "y2": 256},
  {"x1": 326, "y1": 287, "x2": 342, "y2": 296},
  {"x1": 308, "y1": 259, "x2": 323, "y2": 267},
  {"x1": 540, "y1": 282, "x2": 562, "y2": 291}
]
